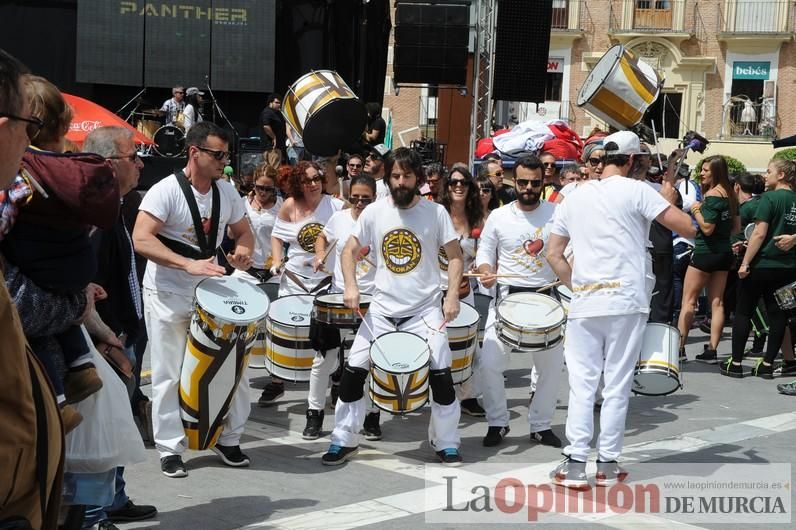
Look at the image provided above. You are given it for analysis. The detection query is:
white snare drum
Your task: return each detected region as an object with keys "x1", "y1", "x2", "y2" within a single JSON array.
[
  {"x1": 369, "y1": 331, "x2": 430, "y2": 414},
  {"x1": 180, "y1": 277, "x2": 269, "y2": 450},
  {"x1": 282, "y1": 70, "x2": 368, "y2": 156},
  {"x1": 577, "y1": 44, "x2": 662, "y2": 130},
  {"x1": 495, "y1": 292, "x2": 566, "y2": 351},
  {"x1": 633, "y1": 323, "x2": 681, "y2": 396},
  {"x1": 774, "y1": 281, "x2": 796, "y2": 310},
  {"x1": 447, "y1": 302, "x2": 479, "y2": 385},
  {"x1": 555, "y1": 284, "x2": 572, "y2": 313},
  {"x1": 312, "y1": 292, "x2": 372, "y2": 328},
  {"x1": 264, "y1": 294, "x2": 315, "y2": 381}
]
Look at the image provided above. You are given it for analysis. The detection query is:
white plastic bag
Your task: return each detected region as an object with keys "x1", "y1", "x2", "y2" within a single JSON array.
[{"x1": 64, "y1": 326, "x2": 147, "y2": 472}]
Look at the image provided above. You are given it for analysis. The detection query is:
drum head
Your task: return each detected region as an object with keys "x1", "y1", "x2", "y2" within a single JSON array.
[
  {"x1": 448, "y1": 302, "x2": 479, "y2": 329},
  {"x1": 257, "y1": 281, "x2": 280, "y2": 302},
  {"x1": 577, "y1": 45, "x2": 623, "y2": 105},
  {"x1": 267, "y1": 294, "x2": 314, "y2": 326},
  {"x1": 555, "y1": 285, "x2": 572, "y2": 302},
  {"x1": 498, "y1": 292, "x2": 565, "y2": 329},
  {"x1": 154, "y1": 125, "x2": 185, "y2": 157},
  {"x1": 370, "y1": 331, "x2": 428, "y2": 374},
  {"x1": 195, "y1": 276, "x2": 269, "y2": 324},
  {"x1": 303, "y1": 99, "x2": 368, "y2": 157},
  {"x1": 315, "y1": 292, "x2": 345, "y2": 306}
]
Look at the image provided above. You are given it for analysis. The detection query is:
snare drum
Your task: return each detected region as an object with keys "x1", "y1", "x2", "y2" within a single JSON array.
[
  {"x1": 774, "y1": 281, "x2": 796, "y2": 310},
  {"x1": 153, "y1": 124, "x2": 186, "y2": 157},
  {"x1": 555, "y1": 284, "x2": 572, "y2": 313},
  {"x1": 179, "y1": 276, "x2": 269, "y2": 450},
  {"x1": 312, "y1": 292, "x2": 372, "y2": 328},
  {"x1": 264, "y1": 294, "x2": 315, "y2": 381},
  {"x1": 577, "y1": 44, "x2": 662, "y2": 130},
  {"x1": 495, "y1": 292, "x2": 566, "y2": 351},
  {"x1": 249, "y1": 280, "x2": 281, "y2": 369},
  {"x1": 282, "y1": 70, "x2": 368, "y2": 156},
  {"x1": 447, "y1": 302, "x2": 479, "y2": 385},
  {"x1": 633, "y1": 323, "x2": 681, "y2": 396},
  {"x1": 369, "y1": 331, "x2": 430, "y2": 414}
]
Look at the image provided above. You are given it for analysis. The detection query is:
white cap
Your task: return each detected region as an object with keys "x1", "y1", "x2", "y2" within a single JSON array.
[
  {"x1": 186, "y1": 87, "x2": 204, "y2": 97},
  {"x1": 603, "y1": 131, "x2": 641, "y2": 156}
]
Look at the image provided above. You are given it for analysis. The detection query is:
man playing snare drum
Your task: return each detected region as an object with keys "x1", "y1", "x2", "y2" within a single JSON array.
[
  {"x1": 322, "y1": 147, "x2": 465, "y2": 466},
  {"x1": 476, "y1": 155, "x2": 564, "y2": 449},
  {"x1": 133, "y1": 122, "x2": 254, "y2": 478}
]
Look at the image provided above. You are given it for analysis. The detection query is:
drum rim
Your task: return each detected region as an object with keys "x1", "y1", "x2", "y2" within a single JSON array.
[
  {"x1": 496, "y1": 292, "x2": 566, "y2": 329},
  {"x1": 267, "y1": 293, "x2": 315, "y2": 326},
  {"x1": 446, "y1": 301, "x2": 479, "y2": 329},
  {"x1": 577, "y1": 44, "x2": 624, "y2": 106},
  {"x1": 314, "y1": 292, "x2": 373, "y2": 308},
  {"x1": 194, "y1": 276, "x2": 269, "y2": 323},
  {"x1": 369, "y1": 330, "x2": 430, "y2": 374}
]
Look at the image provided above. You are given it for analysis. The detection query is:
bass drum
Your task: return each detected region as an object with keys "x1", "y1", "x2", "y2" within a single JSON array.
[{"x1": 153, "y1": 125, "x2": 186, "y2": 157}]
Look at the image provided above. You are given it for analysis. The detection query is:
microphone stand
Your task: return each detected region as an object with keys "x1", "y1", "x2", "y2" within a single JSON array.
[
  {"x1": 205, "y1": 75, "x2": 240, "y2": 167},
  {"x1": 116, "y1": 87, "x2": 147, "y2": 119}
]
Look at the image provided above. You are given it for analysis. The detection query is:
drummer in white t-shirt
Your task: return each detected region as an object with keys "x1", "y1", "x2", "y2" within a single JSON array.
[
  {"x1": 547, "y1": 131, "x2": 696, "y2": 489},
  {"x1": 475, "y1": 155, "x2": 564, "y2": 449},
  {"x1": 322, "y1": 147, "x2": 465, "y2": 466},
  {"x1": 300, "y1": 175, "x2": 378, "y2": 441}
]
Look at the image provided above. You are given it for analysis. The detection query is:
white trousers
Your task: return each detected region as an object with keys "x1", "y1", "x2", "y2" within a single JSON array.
[
  {"x1": 331, "y1": 305, "x2": 461, "y2": 450},
  {"x1": 562, "y1": 313, "x2": 646, "y2": 462},
  {"x1": 144, "y1": 288, "x2": 251, "y2": 457},
  {"x1": 478, "y1": 304, "x2": 563, "y2": 430}
]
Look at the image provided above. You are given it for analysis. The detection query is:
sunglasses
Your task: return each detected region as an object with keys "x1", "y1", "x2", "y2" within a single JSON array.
[
  {"x1": 350, "y1": 195, "x2": 373, "y2": 205},
  {"x1": 448, "y1": 178, "x2": 469, "y2": 188},
  {"x1": 348, "y1": 163, "x2": 363, "y2": 168},
  {"x1": 515, "y1": 178, "x2": 543, "y2": 188},
  {"x1": 542, "y1": 162, "x2": 556, "y2": 168},
  {"x1": 174, "y1": 91, "x2": 185, "y2": 94},
  {"x1": 254, "y1": 185, "x2": 275, "y2": 193},
  {"x1": 196, "y1": 146, "x2": 230, "y2": 161},
  {"x1": 588, "y1": 157, "x2": 605, "y2": 167},
  {"x1": 0, "y1": 113, "x2": 45, "y2": 140},
  {"x1": 301, "y1": 175, "x2": 322, "y2": 186},
  {"x1": 108, "y1": 153, "x2": 140, "y2": 163},
  {"x1": 487, "y1": 171, "x2": 504, "y2": 178},
  {"x1": 479, "y1": 187, "x2": 493, "y2": 194}
]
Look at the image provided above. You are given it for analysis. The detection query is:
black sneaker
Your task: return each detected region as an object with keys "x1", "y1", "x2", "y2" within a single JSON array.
[
  {"x1": 302, "y1": 409, "x2": 324, "y2": 440},
  {"x1": 322, "y1": 444, "x2": 359, "y2": 466},
  {"x1": 160, "y1": 455, "x2": 187, "y2": 478},
  {"x1": 483, "y1": 426, "x2": 510, "y2": 447},
  {"x1": 551, "y1": 456, "x2": 588, "y2": 489},
  {"x1": 595, "y1": 460, "x2": 628, "y2": 487},
  {"x1": 258, "y1": 382, "x2": 285, "y2": 406},
  {"x1": 460, "y1": 398, "x2": 486, "y2": 417},
  {"x1": 695, "y1": 346, "x2": 718, "y2": 364},
  {"x1": 211, "y1": 444, "x2": 250, "y2": 467},
  {"x1": 720, "y1": 358, "x2": 744, "y2": 378},
  {"x1": 774, "y1": 361, "x2": 796, "y2": 377},
  {"x1": 98, "y1": 521, "x2": 120, "y2": 530},
  {"x1": 753, "y1": 359, "x2": 774, "y2": 380},
  {"x1": 530, "y1": 429, "x2": 562, "y2": 448},
  {"x1": 105, "y1": 500, "x2": 158, "y2": 522},
  {"x1": 436, "y1": 447, "x2": 463, "y2": 466},
  {"x1": 362, "y1": 411, "x2": 382, "y2": 441},
  {"x1": 777, "y1": 381, "x2": 796, "y2": 396},
  {"x1": 679, "y1": 347, "x2": 688, "y2": 364}
]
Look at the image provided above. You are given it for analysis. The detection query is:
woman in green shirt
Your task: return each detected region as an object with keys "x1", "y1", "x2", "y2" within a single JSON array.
[{"x1": 677, "y1": 156, "x2": 739, "y2": 363}]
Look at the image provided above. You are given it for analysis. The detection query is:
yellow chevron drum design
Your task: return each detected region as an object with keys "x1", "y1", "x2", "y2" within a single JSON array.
[
  {"x1": 180, "y1": 277, "x2": 269, "y2": 450},
  {"x1": 577, "y1": 45, "x2": 662, "y2": 130},
  {"x1": 446, "y1": 301, "x2": 479, "y2": 385},
  {"x1": 369, "y1": 331, "x2": 431, "y2": 414},
  {"x1": 282, "y1": 70, "x2": 367, "y2": 156},
  {"x1": 264, "y1": 294, "x2": 315, "y2": 382}
]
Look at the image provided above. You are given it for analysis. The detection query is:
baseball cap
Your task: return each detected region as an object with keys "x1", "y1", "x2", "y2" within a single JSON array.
[
  {"x1": 369, "y1": 143, "x2": 390, "y2": 158},
  {"x1": 186, "y1": 87, "x2": 204, "y2": 97},
  {"x1": 603, "y1": 131, "x2": 641, "y2": 156}
]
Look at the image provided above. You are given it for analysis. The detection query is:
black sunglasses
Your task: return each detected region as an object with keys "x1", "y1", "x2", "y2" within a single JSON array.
[
  {"x1": 0, "y1": 113, "x2": 44, "y2": 140},
  {"x1": 350, "y1": 195, "x2": 373, "y2": 205},
  {"x1": 588, "y1": 156, "x2": 605, "y2": 167},
  {"x1": 254, "y1": 185, "x2": 275, "y2": 193},
  {"x1": 196, "y1": 146, "x2": 230, "y2": 161},
  {"x1": 515, "y1": 178, "x2": 543, "y2": 188},
  {"x1": 479, "y1": 187, "x2": 493, "y2": 194},
  {"x1": 448, "y1": 178, "x2": 470, "y2": 188},
  {"x1": 542, "y1": 162, "x2": 556, "y2": 168}
]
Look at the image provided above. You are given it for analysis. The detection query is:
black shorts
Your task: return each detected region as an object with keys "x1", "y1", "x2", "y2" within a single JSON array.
[{"x1": 690, "y1": 252, "x2": 734, "y2": 273}]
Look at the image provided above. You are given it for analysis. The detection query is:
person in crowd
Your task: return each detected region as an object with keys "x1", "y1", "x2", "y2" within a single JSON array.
[
  {"x1": 559, "y1": 164, "x2": 581, "y2": 186},
  {"x1": 424, "y1": 162, "x2": 446, "y2": 202},
  {"x1": 340, "y1": 153, "x2": 365, "y2": 200},
  {"x1": 479, "y1": 158, "x2": 515, "y2": 205},
  {"x1": 260, "y1": 93, "x2": 287, "y2": 167},
  {"x1": 671, "y1": 158, "x2": 701, "y2": 324},
  {"x1": 677, "y1": 155, "x2": 739, "y2": 363},
  {"x1": 181, "y1": 87, "x2": 204, "y2": 132},
  {"x1": 476, "y1": 174, "x2": 499, "y2": 219},
  {"x1": 159, "y1": 85, "x2": 185, "y2": 127},
  {"x1": 365, "y1": 102, "x2": 386, "y2": 146},
  {"x1": 581, "y1": 141, "x2": 605, "y2": 181},
  {"x1": 540, "y1": 151, "x2": 561, "y2": 201},
  {"x1": 364, "y1": 143, "x2": 390, "y2": 199}
]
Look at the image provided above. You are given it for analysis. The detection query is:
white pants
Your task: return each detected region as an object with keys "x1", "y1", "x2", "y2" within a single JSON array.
[
  {"x1": 562, "y1": 313, "x2": 646, "y2": 462},
  {"x1": 331, "y1": 305, "x2": 461, "y2": 450},
  {"x1": 144, "y1": 288, "x2": 251, "y2": 457},
  {"x1": 478, "y1": 304, "x2": 563, "y2": 430}
]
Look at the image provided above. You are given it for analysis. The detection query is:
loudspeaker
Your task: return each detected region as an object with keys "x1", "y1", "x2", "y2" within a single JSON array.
[
  {"x1": 237, "y1": 137, "x2": 264, "y2": 176},
  {"x1": 393, "y1": 2, "x2": 470, "y2": 86},
  {"x1": 492, "y1": 0, "x2": 553, "y2": 103},
  {"x1": 137, "y1": 156, "x2": 188, "y2": 191}
]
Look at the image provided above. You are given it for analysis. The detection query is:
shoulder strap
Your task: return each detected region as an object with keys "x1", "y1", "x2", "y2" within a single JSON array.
[{"x1": 174, "y1": 171, "x2": 220, "y2": 259}]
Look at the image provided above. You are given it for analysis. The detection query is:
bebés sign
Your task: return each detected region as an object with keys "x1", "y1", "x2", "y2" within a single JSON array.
[{"x1": 733, "y1": 62, "x2": 770, "y2": 80}]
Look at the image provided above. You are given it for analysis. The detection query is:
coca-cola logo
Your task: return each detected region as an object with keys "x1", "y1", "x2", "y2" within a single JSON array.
[{"x1": 70, "y1": 120, "x2": 102, "y2": 132}]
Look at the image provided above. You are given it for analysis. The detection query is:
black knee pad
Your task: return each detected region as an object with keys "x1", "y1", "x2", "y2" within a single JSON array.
[
  {"x1": 429, "y1": 368, "x2": 456, "y2": 405},
  {"x1": 339, "y1": 363, "x2": 369, "y2": 402}
]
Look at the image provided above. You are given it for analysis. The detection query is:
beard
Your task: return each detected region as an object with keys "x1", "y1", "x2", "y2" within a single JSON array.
[
  {"x1": 517, "y1": 190, "x2": 540, "y2": 206},
  {"x1": 391, "y1": 185, "x2": 416, "y2": 207}
]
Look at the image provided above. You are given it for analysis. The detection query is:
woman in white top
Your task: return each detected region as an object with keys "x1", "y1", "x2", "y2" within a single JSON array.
[
  {"x1": 182, "y1": 89, "x2": 204, "y2": 132},
  {"x1": 260, "y1": 161, "x2": 344, "y2": 404}
]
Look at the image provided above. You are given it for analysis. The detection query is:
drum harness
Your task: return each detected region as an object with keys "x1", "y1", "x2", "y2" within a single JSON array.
[{"x1": 156, "y1": 171, "x2": 220, "y2": 260}]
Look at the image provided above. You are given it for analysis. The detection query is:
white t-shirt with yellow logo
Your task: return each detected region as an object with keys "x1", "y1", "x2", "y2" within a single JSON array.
[{"x1": 353, "y1": 196, "x2": 458, "y2": 317}]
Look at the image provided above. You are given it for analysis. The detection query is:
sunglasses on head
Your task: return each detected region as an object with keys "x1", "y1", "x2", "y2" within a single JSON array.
[{"x1": 515, "y1": 178, "x2": 543, "y2": 188}]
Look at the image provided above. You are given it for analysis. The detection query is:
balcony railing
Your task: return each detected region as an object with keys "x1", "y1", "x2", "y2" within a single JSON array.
[
  {"x1": 722, "y1": 96, "x2": 777, "y2": 138},
  {"x1": 609, "y1": 0, "x2": 689, "y2": 33},
  {"x1": 720, "y1": 1, "x2": 794, "y2": 34},
  {"x1": 551, "y1": 0, "x2": 585, "y2": 31}
]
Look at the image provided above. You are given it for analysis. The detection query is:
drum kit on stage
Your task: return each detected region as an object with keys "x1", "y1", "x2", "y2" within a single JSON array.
[{"x1": 130, "y1": 108, "x2": 186, "y2": 158}]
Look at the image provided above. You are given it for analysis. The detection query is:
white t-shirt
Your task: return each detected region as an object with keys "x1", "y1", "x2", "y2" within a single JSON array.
[
  {"x1": 140, "y1": 173, "x2": 246, "y2": 297},
  {"x1": 183, "y1": 104, "x2": 203, "y2": 131},
  {"x1": 353, "y1": 196, "x2": 458, "y2": 317},
  {"x1": 674, "y1": 178, "x2": 701, "y2": 247},
  {"x1": 551, "y1": 176, "x2": 670, "y2": 318},
  {"x1": 438, "y1": 235, "x2": 476, "y2": 291},
  {"x1": 559, "y1": 181, "x2": 578, "y2": 199},
  {"x1": 375, "y1": 178, "x2": 390, "y2": 200},
  {"x1": 476, "y1": 201, "x2": 558, "y2": 287},
  {"x1": 271, "y1": 195, "x2": 344, "y2": 281},
  {"x1": 244, "y1": 195, "x2": 282, "y2": 270},
  {"x1": 322, "y1": 209, "x2": 375, "y2": 294}
]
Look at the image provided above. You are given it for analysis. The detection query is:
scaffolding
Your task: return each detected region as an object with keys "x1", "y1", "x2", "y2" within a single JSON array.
[{"x1": 469, "y1": 0, "x2": 497, "y2": 160}]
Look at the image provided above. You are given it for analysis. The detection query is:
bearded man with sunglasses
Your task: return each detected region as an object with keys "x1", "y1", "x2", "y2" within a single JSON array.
[
  {"x1": 133, "y1": 121, "x2": 255, "y2": 478},
  {"x1": 475, "y1": 155, "x2": 564, "y2": 449}
]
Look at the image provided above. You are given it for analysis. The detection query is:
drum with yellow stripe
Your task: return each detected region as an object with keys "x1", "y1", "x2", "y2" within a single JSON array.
[
  {"x1": 577, "y1": 45, "x2": 662, "y2": 130},
  {"x1": 264, "y1": 294, "x2": 315, "y2": 382},
  {"x1": 633, "y1": 323, "x2": 681, "y2": 396},
  {"x1": 369, "y1": 331, "x2": 430, "y2": 414},
  {"x1": 282, "y1": 70, "x2": 368, "y2": 156},
  {"x1": 446, "y1": 302, "x2": 479, "y2": 385},
  {"x1": 312, "y1": 292, "x2": 372, "y2": 329},
  {"x1": 248, "y1": 280, "x2": 280, "y2": 369},
  {"x1": 179, "y1": 277, "x2": 269, "y2": 450}
]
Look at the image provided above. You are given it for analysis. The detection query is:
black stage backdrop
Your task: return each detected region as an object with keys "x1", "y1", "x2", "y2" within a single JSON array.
[{"x1": 0, "y1": 0, "x2": 389, "y2": 139}]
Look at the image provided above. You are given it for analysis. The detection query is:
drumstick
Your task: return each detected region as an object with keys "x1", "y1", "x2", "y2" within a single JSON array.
[
  {"x1": 357, "y1": 309, "x2": 389, "y2": 358},
  {"x1": 463, "y1": 272, "x2": 525, "y2": 278},
  {"x1": 360, "y1": 255, "x2": 377, "y2": 268},
  {"x1": 536, "y1": 280, "x2": 561, "y2": 293},
  {"x1": 304, "y1": 238, "x2": 337, "y2": 267}
]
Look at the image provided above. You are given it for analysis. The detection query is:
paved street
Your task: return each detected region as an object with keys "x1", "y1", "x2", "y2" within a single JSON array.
[{"x1": 119, "y1": 325, "x2": 796, "y2": 529}]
